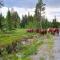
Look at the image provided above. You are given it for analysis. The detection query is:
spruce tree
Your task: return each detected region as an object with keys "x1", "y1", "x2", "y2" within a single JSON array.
[
  {"x1": 35, "y1": 0, "x2": 45, "y2": 28},
  {"x1": 52, "y1": 16, "x2": 58, "y2": 28},
  {"x1": 11, "y1": 11, "x2": 20, "y2": 29},
  {"x1": 0, "y1": 0, "x2": 4, "y2": 30},
  {"x1": 6, "y1": 10, "x2": 12, "y2": 30},
  {"x1": 20, "y1": 15, "x2": 28, "y2": 28},
  {"x1": 0, "y1": 14, "x2": 3, "y2": 30}
]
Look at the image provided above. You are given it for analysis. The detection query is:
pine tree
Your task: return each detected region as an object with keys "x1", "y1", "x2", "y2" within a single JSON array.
[
  {"x1": 6, "y1": 10, "x2": 12, "y2": 30},
  {"x1": 0, "y1": 14, "x2": 3, "y2": 30},
  {"x1": 20, "y1": 15, "x2": 28, "y2": 28},
  {"x1": 52, "y1": 16, "x2": 58, "y2": 28},
  {"x1": 0, "y1": 0, "x2": 4, "y2": 31},
  {"x1": 11, "y1": 11, "x2": 20, "y2": 29},
  {"x1": 35, "y1": 0, "x2": 45, "y2": 28}
]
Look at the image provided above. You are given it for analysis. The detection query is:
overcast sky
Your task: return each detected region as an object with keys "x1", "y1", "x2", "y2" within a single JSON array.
[
  {"x1": 1, "y1": 0, "x2": 60, "y2": 22},
  {"x1": 4, "y1": 0, "x2": 60, "y2": 8}
]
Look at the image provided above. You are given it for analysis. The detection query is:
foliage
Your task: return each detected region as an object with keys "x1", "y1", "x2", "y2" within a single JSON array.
[
  {"x1": 35, "y1": 0, "x2": 45, "y2": 28},
  {"x1": 20, "y1": 15, "x2": 28, "y2": 28},
  {"x1": 11, "y1": 11, "x2": 20, "y2": 29},
  {"x1": 0, "y1": 14, "x2": 4, "y2": 30},
  {"x1": 52, "y1": 16, "x2": 59, "y2": 28},
  {"x1": 5, "y1": 9, "x2": 20, "y2": 31},
  {"x1": 6, "y1": 10, "x2": 12, "y2": 30}
]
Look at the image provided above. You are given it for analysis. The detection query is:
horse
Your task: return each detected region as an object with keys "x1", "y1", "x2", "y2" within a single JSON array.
[
  {"x1": 47, "y1": 28, "x2": 59, "y2": 35},
  {"x1": 27, "y1": 29, "x2": 33, "y2": 33}
]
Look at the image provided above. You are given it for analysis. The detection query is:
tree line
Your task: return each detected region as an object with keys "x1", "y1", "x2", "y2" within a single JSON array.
[
  {"x1": 0, "y1": 9, "x2": 20, "y2": 31},
  {"x1": 0, "y1": 0, "x2": 60, "y2": 32}
]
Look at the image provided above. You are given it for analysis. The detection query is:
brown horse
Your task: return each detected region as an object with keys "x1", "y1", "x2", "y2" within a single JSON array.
[
  {"x1": 27, "y1": 29, "x2": 33, "y2": 33},
  {"x1": 47, "y1": 28, "x2": 59, "y2": 35},
  {"x1": 35, "y1": 29, "x2": 40, "y2": 33},
  {"x1": 39, "y1": 29, "x2": 47, "y2": 35}
]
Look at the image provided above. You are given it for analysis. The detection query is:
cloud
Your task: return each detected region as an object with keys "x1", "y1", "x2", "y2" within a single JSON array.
[
  {"x1": 45, "y1": 7, "x2": 60, "y2": 22},
  {"x1": 0, "y1": 7, "x2": 8, "y2": 17},
  {"x1": 0, "y1": 7, "x2": 35, "y2": 18},
  {"x1": 1, "y1": 6, "x2": 60, "y2": 22},
  {"x1": 13, "y1": 7, "x2": 35, "y2": 18}
]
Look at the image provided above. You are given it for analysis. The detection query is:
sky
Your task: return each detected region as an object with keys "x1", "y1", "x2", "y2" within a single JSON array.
[{"x1": 1, "y1": 0, "x2": 60, "y2": 22}]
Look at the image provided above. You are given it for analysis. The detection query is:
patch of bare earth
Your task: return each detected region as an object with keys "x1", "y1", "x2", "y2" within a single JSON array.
[{"x1": 30, "y1": 35, "x2": 54, "y2": 60}]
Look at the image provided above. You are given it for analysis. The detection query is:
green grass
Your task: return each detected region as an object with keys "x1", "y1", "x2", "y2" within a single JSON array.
[
  {"x1": 17, "y1": 34, "x2": 54, "y2": 60},
  {"x1": 0, "y1": 29, "x2": 35, "y2": 46},
  {"x1": 17, "y1": 36, "x2": 44, "y2": 59},
  {"x1": 0, "y1": 29, "x2": 54, "y2": 60},
  {"x1": 46, "y1": 34, "x2": 54, "y2": 49},
  {"x1": 18, "y1": 57, "x2": 31, "y2": 60}
]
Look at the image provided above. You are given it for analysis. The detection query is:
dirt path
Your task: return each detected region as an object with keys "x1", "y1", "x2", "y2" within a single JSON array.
[
  {"x1": 52, "y1": 33, "x2": 60, "y2": 60},
  {"x1": 31, "y1": 33, "x2": 60, "y2": 60},
  {"x1": 30, "y1": 35, "x2": 53, "y2": 60},
  {"x1": 30, "y1": 40, "x2": 50, "y2": 60}
]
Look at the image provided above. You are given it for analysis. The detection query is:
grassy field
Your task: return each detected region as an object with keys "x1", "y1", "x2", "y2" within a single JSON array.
[
  {"x1": 0, "y1": 29, "x2": 36, "y2": 46},
  {"x1": 0, "y1": 29, "x2": 54, "y2": 60}
]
